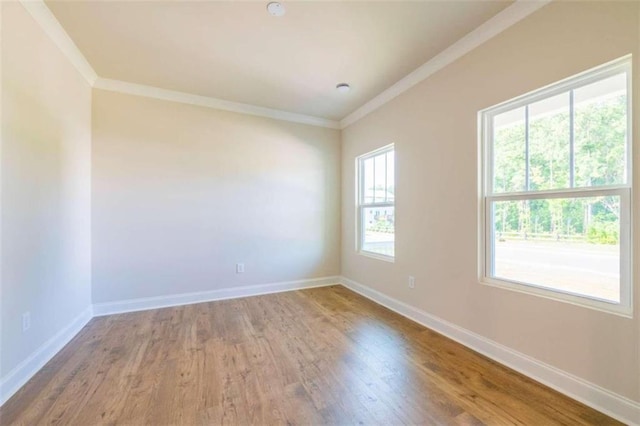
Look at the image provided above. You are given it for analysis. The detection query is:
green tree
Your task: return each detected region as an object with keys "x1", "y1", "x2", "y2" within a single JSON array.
[{"x1": 492, "y1": 92, "x2": 625, "y2": 244}]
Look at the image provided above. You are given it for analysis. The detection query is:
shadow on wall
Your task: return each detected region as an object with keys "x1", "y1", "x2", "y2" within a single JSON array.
[{"x1": 1, "y1": 84, "x2": 90, "y2": 378}]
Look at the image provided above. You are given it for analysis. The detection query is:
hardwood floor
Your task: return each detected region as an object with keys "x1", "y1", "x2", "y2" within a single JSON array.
[{"x1": 0, "y1": 285, "x2": 620, "y2": 425}]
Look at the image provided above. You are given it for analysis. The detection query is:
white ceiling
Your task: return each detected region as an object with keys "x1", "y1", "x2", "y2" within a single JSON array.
[{"x1": 46, "y1": 1, "x2": 512, "y2": 121}]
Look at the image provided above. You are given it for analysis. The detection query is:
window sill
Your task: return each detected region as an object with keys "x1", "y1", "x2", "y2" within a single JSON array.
[
  {"x1": 479, "y1": 276, "x2": 632, "y2": 318},
  {"x1": 358, "y1": 250, "x2": 395, "y2": 263}
]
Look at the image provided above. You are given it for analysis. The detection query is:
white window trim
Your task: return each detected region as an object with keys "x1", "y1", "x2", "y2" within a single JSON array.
[
  {"x1": 478, "y1": 55, "x2": 633, "y2": 317},
  {"x1": 357, "y1": 144, "x2": 395, "y2": 262}
]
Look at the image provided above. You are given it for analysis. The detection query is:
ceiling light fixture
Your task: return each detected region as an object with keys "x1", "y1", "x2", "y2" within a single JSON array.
[
  {"x1": 266, "y1": 2, "x2": 286, "y2": 17},
  {"x1": 336, "y1": 83, "x2": 351, "y2": 93}
]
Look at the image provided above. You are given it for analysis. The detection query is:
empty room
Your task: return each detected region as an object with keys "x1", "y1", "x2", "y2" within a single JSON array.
[{"x1": 1, "y1": 0, "x2": 639, "y2": 424}]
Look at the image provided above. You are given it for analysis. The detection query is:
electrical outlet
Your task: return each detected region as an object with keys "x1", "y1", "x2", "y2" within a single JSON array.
[
  {"x1": 236, "y1": 263, "x2": 245, "y2": 274},
  {"x1": 22, "y1": 312, "x2": 31, "y2": 332},
  {"x1": 408, "y1": 276, "x2": 415, "y2": 289}
]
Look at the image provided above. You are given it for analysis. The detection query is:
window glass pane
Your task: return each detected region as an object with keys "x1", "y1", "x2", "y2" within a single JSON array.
[
  {"x1": 493, "y1": 107, "x2": 526, "y2": 193},
  {"x1": 363, "y1": 157, "x2": 374, "y2": 203},
  {"x1": 528, "y1": 92, "x2": 570, "y2": 191},
  {"x1": 574, "y1": 73, "x2": 627, "y2": 187},
  {"x1": 374, "y1": 153, "x2": 386, "y2": 203},
  {"x1": 362, "y1": 206, "x2": 394, "y2": 257},
  {"x1": 386, "y1": 151, "x2": 395, "y2": 202},
  {"x1": 491, "y1": 196, "x2": 620, "y2": 302}
]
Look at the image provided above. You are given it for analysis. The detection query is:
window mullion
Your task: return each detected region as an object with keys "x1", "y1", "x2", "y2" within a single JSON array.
[
  {"x1": 569, "y1": 90, "x2": 575, "y2": 188},
  {"x1": 372, "y1": 156, "x2": 376, "y2": 203},
  {"x1": 487, "y1": 187, "x2": 625, "y2": 203},
  {"x1": 384, "y1": 153, "x2": 388, "y2": 203},
  {"x1": 357, "y1": 145, "x2": 395, "y2": 260},
  {"x1": 525, "y1": 105, "x2": 530, "y2": 191},
  {"x1": 362, "y1": 202, "x2": 394, "y2": 208},
  {"x1": 481, "y1": 57, "x2": 631, "y2": 315}
]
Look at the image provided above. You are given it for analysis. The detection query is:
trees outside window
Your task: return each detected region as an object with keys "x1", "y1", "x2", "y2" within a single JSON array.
[{"x1": 480, "y1": 57, "x2": 631, "y2": 315}]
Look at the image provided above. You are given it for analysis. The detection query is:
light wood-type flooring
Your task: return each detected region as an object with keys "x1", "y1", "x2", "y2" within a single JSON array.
[{"x1": 0, "y1": 285, "x2": 620, "y2": 425}]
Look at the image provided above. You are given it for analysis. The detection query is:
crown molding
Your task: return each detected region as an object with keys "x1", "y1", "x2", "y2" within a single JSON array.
[
  {"x1": 19, "y1": 0, "x2": 549, "y2": 131},
  {"x1": 18, "y1": 0, "x2": 339, "y2": 129},
  {"x1": 19, "y1": 0, "x2": 97, "y2": 86},
  {"x1": 340, "y1": 0, "x2": 552, "y2": 129},
  {"x1": 93, "y1": 78, "x2": 340, "y2": 129}
]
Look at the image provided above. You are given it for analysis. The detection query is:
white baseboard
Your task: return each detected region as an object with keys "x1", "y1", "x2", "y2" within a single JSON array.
[
  {"x1": 93, "y1": 276, "x2": 340, "y2": 316},
  {"x1": 3, "y1": 276, "x2": 636, "y2": 424},
  {"x1": 0, "y1": 276, "x2": 340, "y2": 408},
  {"x1": 0, "y1": 305, "x2": 94, "y2": 407},
  {"x1": 338, "y1": 276, "x2": 640, "y2": 425}
]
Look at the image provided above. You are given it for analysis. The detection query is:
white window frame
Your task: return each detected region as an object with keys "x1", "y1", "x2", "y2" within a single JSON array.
[
  {"x1": 357, "y1": 144, "x2": 395, "y2": 262},
  {"x1": 478, "y1": 56, "x2": 633, "y2": 317}
]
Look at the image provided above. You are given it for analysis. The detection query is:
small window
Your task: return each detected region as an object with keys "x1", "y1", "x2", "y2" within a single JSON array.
[
  {"x1": 479, "y1": 56, "x2": 632, "y2": 315},
  {"x1": 357, "y1": 145, "x2": 395, "y2": 260}
]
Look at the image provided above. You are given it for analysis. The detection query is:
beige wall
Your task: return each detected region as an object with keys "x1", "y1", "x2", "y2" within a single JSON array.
[
  {"x1": 341, "y1": 1, "x2": 640, "y2": 401},
  {"x1": 2, "y1": 0, "x2": 638, "y2": 413},
  {"x1": 1, "y1": 2, "x2": 92, "y2": 377},
  {"x1": 91, "y1": 90, "x2": 340, "y2": 303}
]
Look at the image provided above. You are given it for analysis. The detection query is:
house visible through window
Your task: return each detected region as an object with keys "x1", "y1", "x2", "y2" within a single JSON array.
[
  {"x1": 479, "y1": 56, "x2": 631, "y2": 315},
  {"x1": 358, "y1": 145, "x2": 395, "y2": 259}
]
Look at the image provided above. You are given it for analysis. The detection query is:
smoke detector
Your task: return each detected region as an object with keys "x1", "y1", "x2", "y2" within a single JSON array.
[{"x1": 267, "y1": 2, "x2": 286, "y2": 17}]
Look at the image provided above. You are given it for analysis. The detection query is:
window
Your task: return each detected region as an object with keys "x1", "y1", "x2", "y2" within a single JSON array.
[
  {"x1": 479, "y1": 57, "x2": 632, "y2": 315},
  {"x1": 358, "y1": 145, "x2": 395, "y2": 260}
]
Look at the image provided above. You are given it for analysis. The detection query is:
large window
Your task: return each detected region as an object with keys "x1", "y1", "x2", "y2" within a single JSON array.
[
  {"x1": 479, "y1": 57, "x2": 632, "y2": 315},
  {"x1": 358, "y1": 145, "x2": 395, "y2": 260}
]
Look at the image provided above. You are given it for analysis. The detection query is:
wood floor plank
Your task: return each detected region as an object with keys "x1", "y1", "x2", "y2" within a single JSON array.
[{"x1": 0, "y1": 285, "x2": 622, "y2": 425}]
